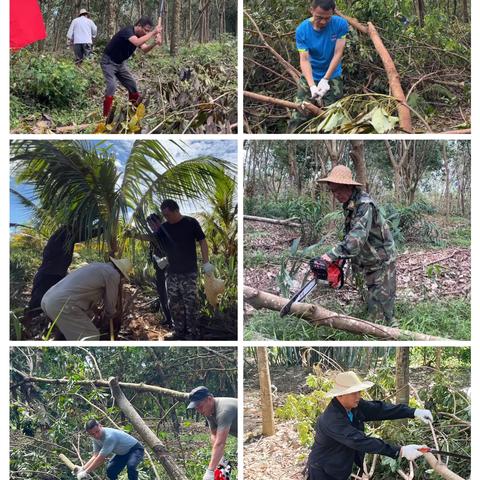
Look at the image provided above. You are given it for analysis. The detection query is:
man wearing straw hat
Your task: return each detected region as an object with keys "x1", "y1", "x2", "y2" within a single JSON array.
[
  {"x1": 41, "y1": 258, "x2": 132, "y2": 340},
  {"x1": 317, "y1": 165, "x2": 397, "y2": 326},
  {"x1": 67, "y1": 8, "x2": 97, "y2": 65},
  {"x1": 307, "y1": 371, "x2": 433, "y2": 479}
]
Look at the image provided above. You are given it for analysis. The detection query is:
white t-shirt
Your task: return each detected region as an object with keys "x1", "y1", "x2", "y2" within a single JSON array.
[{"x1": 67, "y1": 16, "x2": 97, "y2": 44}]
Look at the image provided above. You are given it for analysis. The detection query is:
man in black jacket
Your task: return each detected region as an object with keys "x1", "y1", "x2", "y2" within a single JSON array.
[{"x1": 307, "y1": 371, "x2": 433, "y2": 480}]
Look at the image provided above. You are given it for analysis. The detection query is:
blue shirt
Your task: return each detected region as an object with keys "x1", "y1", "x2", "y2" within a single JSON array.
[
  {"x1": 92, "y1": 427, "x2": 139, "y2": 457},
  {"x1": 295, "y1": 15, "x2": 349, "y2": 82}
]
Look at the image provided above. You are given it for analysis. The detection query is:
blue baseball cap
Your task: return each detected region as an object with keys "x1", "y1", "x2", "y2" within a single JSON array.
[{"x1": 187, "y1": 386, "x2": 211, "y2": 408}]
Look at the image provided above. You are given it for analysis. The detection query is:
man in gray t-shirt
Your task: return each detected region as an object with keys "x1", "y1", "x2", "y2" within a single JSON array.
[
  {"x1": 187, "y1": 386, "x2": 237, "y2": 480},
  {"x1": 76, "y1": 419, "x2": 144, "y2": 480}
]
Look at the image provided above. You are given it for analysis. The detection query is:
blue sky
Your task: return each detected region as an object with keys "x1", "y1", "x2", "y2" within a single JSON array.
[{"x1": 10, "y1": 140, "x2": 238, "y2": 225}]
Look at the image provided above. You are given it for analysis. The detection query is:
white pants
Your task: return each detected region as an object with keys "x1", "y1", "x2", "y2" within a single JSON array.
[{"x1": 41, "y1": 298, "x2": 100, "y2": 341}]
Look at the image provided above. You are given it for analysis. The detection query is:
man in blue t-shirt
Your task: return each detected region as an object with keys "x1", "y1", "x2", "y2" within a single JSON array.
[
  {"x1": 101, "y1": 17, "x2": 163, "y2": 118},
  {"x1": 288, "y1": 0, "x2": 349, "y2": 132},
  {"x1": 76, "y1": 420, "x2": 144, "y2": 480}
]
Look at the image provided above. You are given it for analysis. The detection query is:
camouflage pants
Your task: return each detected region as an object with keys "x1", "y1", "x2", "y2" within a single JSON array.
[
  {"x1": 288, "y1": 76, "x2": 343, "y2": 132},
  {"x1": 363, "y1": 261, "x2": 396, "y2": 324},
  {"x1": 166, "y1": 272, "x2": 199, "y2": 336}
]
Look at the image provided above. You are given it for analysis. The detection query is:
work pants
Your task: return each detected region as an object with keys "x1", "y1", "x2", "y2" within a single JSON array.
[
  {"x1": 41, "y1": 297, "x2": 100, "y2": 341},
  {"x1": 73, "y1": 43, "x2": 92, "y2": 64},
  {"x1": 166, "y1": 272, "x2": 199, "y2": 337},
  {"x1": 154, "y1": 265, "x2": 172, "y2": 323},
  {"x1": 101, "y1": 53, "x2": 138, "y2": 96},
  {"x1": 106, "y1": 444, "x2": 144, "y2": 480},
  {"x1": 364, "y1": 260, "x2": 397, "y2": 324}
]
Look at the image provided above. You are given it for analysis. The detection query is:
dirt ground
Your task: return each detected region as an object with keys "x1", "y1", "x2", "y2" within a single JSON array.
[{"x1": 244, "y1": 219, "x2": 470, "y2": 309}]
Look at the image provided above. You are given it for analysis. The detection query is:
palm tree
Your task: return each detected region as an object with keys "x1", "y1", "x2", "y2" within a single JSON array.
[
  {"x1": 199, "y1": 171, "x2": 237, "y2": 257},
  {"x1": 10, "y1": 139, "x2": 234, "y2": 257}
]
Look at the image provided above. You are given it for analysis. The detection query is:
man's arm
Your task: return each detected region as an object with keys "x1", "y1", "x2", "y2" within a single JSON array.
[
  {"x1": 199, "y1": 238, "x2": 210, "y2": 263},
  {"x1": 322, "y1": 38, "x2": 346, "y2": 80},
  {"x1": 81, "y1": 453, "x2": 97, "y2": 470},
  {"x1": 208, "y1": 428, "x2": 230, "y2": 470},
  {"x1": 321, "y1": 419, "x2": 400, "y2": 458},
  {"x1": 326, "y1": 203, "x2": 373, "y2": 261},
  {"x1": 128, "y1": 26, "x2": 160, "y2": 48},
  {"x1": 83, "y1": 453, "x2": 106, "y2": 473},
  {"x1": 299, "y1": 51, "x2": 315, "y2": 88},
  {"x1": 91, "y1": 20, "x2": 98, "y2": 39},
  {"x1": 361, "y1": 400, "x2": 415, "y2": 422}
]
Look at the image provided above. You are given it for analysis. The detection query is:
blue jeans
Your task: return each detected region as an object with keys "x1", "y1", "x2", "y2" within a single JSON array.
[{"x1": 106, "y1": 444, "x2": 144, "y2": 480}]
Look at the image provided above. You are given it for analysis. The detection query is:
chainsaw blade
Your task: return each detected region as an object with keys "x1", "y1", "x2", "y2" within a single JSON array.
[{"x1": 280, "y1": 278, "x2": 318, "y2": 317}]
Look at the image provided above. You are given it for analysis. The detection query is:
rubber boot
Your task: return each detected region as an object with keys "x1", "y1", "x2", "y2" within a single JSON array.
[
  {"x1": 128, "y1": 91, "x2": 141, "y2": 106},
  {"x1": 103, "y1": 96, "x2": 114, "y2": 117}
]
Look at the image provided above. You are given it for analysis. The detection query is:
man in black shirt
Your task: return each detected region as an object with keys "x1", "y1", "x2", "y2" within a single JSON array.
[
  {"x1": 154, "y1": 199, "x2": 213, "y2": 340},
  {"x1": 307, "y1": 371, "x2": 433, "y2": 480},
  {"x1": 101, "y1": 17, "x2": 163, "y2": 118},
  {"x1": 23, "y1": 225, "x2": 99, "y2": 328}
]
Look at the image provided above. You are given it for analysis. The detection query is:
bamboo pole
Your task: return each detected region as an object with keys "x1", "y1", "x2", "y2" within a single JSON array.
[{"x1": 257, "y1": 347, "x2": 275, "y2": 436}]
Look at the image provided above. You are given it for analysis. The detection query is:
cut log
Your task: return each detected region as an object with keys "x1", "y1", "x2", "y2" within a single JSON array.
[
  {"x1": 11, "y1": 373, "x2": 189, "y2": 399},
  {"x1": 244, "y1": 286, "x2": 447, "y2": 341},
  {"x1": 58, "y1": 454, "x2": 78, "y2": 472},
  {"x1": 257, "y1": 347, "x2": 275, "y2": 436},
  {"x1": 244, "y1": 214, "x2": 301, "y2": 228},
  {"x1": 244, "y1": 91, "x2": 323, "y2": 116},
  {"x1": 423, "y1": 452, "x2": 465, "y2": 480},
  {"x1": 55, "y1": 123, "x2": 93, "y2": 133},
  {"x1": 439, "y1": 129, "x2": 471, "y2": 134},
  {"x1": 108, "y1": 377, "x2": 189, "y2": 480}
]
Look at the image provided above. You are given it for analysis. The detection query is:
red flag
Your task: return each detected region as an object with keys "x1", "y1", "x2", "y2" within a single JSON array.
[{"x1": 10, "y1": 0, "x2": 47, "y2": 49}]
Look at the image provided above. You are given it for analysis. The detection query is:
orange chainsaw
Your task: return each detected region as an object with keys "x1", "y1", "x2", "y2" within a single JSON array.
[{"x1": 280, "y1": 258, "x2": 344, "y2": 317}]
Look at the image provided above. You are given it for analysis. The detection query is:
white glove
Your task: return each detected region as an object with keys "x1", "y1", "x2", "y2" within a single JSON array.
[
  {"x1": 414, "y1": 408, "x2": 433, "y2": 424},
  {"x1": 203, "y1": 468, "x2": 215, "y2": 480},
  {"x1": 203, "y1": 262, "x2": 215, "y2": 274},
  {"x1": 309, "y1": 85, "x2": 320, "y2": 99},
  {"x1": 317, "y1": 78, "x2": 330, "y2": 98},
  {"x1": 77, "y1": 470, "x2": 89, "y2": 480},
  {"x1": 401, "y1": 444, "x2": 427, "y2": 461}
]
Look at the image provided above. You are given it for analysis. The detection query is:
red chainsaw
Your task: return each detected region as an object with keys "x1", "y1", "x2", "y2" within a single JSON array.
[
  {"x1": 280, "y1": 257, "x2": 345, "y2": 317},
  {"x1": 214, "y1": 461, "x2": 231, "y2": 479}
]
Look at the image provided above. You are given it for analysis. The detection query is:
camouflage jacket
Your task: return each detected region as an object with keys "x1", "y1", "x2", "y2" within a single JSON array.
[{"x1": 327, "y1": 188, "x2": 396, "y2": 268}]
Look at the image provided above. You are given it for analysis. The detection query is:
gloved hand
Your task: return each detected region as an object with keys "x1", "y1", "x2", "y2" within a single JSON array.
[
  {"x1": 77, "y1": 470, "x2": 89, "y2": 480},
  {"x1": 309, "y1": 85, "x2": 320, "y2": 99},
  {"x1": 401, "y1": 444, "x2": 427, "y2": 461},
  {"x1": 414, "y1": 409, "x2": 433, "y2": 424},
  {"x1": 202, "y1": 468, "x2": 215, "y2": 480},
  {"x1": 203, "y1": 262, "x2": 215, "y2": 274},
  {"x1": 317, "y1": 78, "x2": 330, "y2": 98}
]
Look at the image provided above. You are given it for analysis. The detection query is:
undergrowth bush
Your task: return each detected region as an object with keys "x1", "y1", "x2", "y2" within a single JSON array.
[{"x1": 11, "y1": 51, "x2": 89, "y2": 107}]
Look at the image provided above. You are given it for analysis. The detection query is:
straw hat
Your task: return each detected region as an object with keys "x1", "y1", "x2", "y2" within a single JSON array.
[
  {"x1": 79, "y1": 8, "x2": 89, "y2": 15},
  {"x1": 325, "y1": 371, "x2": 373, "y2": 398},
  {"x1": 317, "y1": 165, "x2": 362, "y2": 186},
  {"x1": 110, "y1": 257, "x2": 132, "y2": 281}
]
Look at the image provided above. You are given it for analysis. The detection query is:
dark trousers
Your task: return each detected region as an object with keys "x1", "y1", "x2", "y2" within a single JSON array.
[
  {"x1": 106, "y1": 445, "x2": 144, "y2": 480},
  {"x1": 154, "y1": 266, "x2": 172, "y2": 323},
  {"x1": 27, "y1": 272, "x2": 65, "y2": 312},
  {"x1": 101, "y1": 53, "x2": 138, "y2": 96},
  {"x1": 307, "y1": 467, "x2": 339, "y2": 480},
  {"x1": 73, "y1": 43, "x2": 92, "y2": 64}
]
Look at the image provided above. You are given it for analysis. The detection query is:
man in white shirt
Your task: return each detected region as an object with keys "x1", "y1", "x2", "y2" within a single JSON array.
[
  {"x1": 67, "y1": 8, "x2": 98, "y2": 65},
  {"x1": 41, "y1": 258, "x2": 132, "y2": 340}
]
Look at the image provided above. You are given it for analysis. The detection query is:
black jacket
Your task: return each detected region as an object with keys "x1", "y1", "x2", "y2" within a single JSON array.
[{"x1": 308, "y1": 397, "x2": 415, "y2": 480}]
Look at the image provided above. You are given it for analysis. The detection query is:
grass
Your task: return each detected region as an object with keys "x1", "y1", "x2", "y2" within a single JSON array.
[
  {"x1": 245, "y1": 297, "x2": 470, "y2": 341},
  {"x1": 445, "y1": 223, "x2": 471, "y2": 248}
]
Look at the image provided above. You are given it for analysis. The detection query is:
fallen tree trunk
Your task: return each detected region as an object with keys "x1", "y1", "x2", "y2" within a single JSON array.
[
  {"x1": 423, "y1": 453, "x2": 464, "y2": 480},
  {"x1": 439, "y1": 128, "x2": 471, "y2": 134},
  {"x1": 244, "y1": 214, "x2": 301, "y2": 228},
  {"x1": 244, "y1": 91, "x2": 323, "y2": 116},
  {"x1": 366, "y1": 22, "x2": 412, "y2": 132},
  {"x1": 244, "y1": 286, "x2": 447, "y2": 341},
  {"x1": 109, "y1": 377, "x2": 189, "y2": 480},
  {"x1": 11, "y1": 373, "x2": 189, "y2": 399}
]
